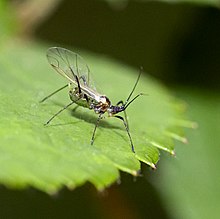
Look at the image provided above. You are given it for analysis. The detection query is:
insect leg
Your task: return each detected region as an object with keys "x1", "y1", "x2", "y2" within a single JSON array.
[
  {"x1": 116, "y1": 100, "x2": 129, "y2": 131},
  {"x1": 84, "y1": 94, "x2": 89, "y2": 103},
  {"x1": 76, "y1": 75, "x2": 83, "y2": 94},
  {"x1": 91, "y1": 113, "x2": 103, "y2": 145},
  {"x1": 69, "y1": 66, "x2": 82, "y2": 95},
  {"x1": 40, "y1": 84, "x2": 68, "y2": 103},
  {"x1": 44, "y1": 101, "x2": 75, "y2": 125},
  {"x1": 116, "y1": 100, "x2": 123, "y2": 105},
  {"x1": 114, "y1": 115, "x2": 135, "y2": 153}
]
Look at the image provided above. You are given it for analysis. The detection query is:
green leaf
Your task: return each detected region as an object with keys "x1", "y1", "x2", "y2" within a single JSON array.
[
  {"x1": 0, "y1": 41, "x2": 192, "y2": 193},
  {"x1": 154, "y1": 89, "x2": 220, "y2": 219}
]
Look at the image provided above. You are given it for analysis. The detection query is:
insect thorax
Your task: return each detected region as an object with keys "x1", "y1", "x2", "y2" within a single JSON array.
[{"x1": 93, "y1": 96, "x2": 111, "y2": 114}]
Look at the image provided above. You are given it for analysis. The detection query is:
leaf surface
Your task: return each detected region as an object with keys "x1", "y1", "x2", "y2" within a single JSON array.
[{"x1": 0, "y1": 42, "x2": 192, "y2": 193}]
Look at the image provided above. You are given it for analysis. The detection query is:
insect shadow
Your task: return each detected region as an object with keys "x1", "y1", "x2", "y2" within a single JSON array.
[{"x1": 47, "y1": 100, "x2": 123, "y2": 131}]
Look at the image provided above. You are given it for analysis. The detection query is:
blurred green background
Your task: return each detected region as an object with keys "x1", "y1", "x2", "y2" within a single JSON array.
[{"x1": 0, "y1": 0, "x2": 220, "y2": 218}]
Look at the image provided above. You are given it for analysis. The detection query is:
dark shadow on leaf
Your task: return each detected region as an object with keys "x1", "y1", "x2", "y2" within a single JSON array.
[
  {"x1": 46, "y1": 121, "x2": 81, "y2": 127},
  {"x1": 111, "y1": 129, "x2": 128, "y2": 142},
  {"x1": 47, "y1": 100, "x2": 123, "y2": 130}
]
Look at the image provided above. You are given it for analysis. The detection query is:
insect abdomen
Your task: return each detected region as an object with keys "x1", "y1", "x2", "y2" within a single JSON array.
[{"x1": 69, "y1": 90, "x2": 89, "y2": 108}]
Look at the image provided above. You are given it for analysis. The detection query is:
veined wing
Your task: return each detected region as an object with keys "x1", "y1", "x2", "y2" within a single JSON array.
[{"x1": 46, "y1": 47, "x2": 91, "y2": 87}]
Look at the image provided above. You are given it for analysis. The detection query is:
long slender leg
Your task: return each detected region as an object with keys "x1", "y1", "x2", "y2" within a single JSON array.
[
  {"x1": 69, "y1": 67, "x2": 82, "y2": 94},
  {"x1": 114, "y1": 115, "x2": 135, "y2": 153},
  {"x1": 40, "y1": 84, "x2": 68, "y2": 103},
  {"x1": 91, "y1": 113, "x2": 103, "y2": 145},
  {"x1": 44, "y1": 101, "x2": 75, "y2": 125},
  {"x1": 116, "y1": 100, "x2": 123, "y2": 105},
  {"x1": 116, "y1": 100, "x2": 129, "y2": 131}
]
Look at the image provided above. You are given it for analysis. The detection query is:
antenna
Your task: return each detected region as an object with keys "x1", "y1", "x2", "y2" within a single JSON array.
[{"x1": 124, "y1": 67, "x2": 143, "y2": 106}]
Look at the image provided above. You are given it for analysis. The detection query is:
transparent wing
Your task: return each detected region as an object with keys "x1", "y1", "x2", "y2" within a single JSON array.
[{"x1": 46, "y1": 47, "x2": 92, "y2": 87}]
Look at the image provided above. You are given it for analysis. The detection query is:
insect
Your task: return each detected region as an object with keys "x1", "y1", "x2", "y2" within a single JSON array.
[{"x1": 41, "y1": 47, "x2": 143, "y2": 153}]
